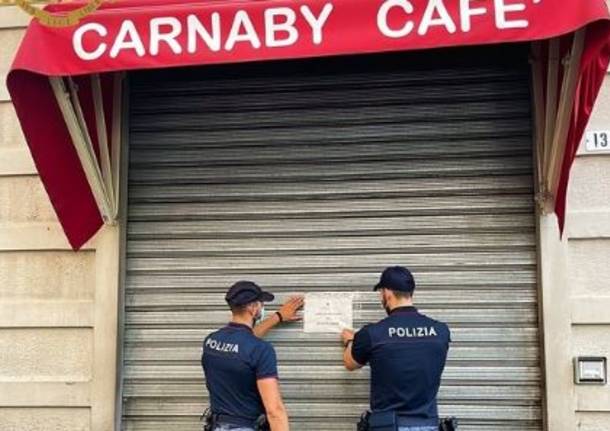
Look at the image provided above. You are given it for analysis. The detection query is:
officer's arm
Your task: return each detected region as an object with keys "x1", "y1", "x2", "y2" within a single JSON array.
[
  {"x1": 254, "y1": 297, "x2": 304, "y2": 338},
  {"x1": 253, "y1": 313, "x2": 282, "y2": 338},
  {"x1": 257, "y1": 378, "x2": 290, "y2": 431},
  {"x1": 341, "y1": 328, "x2": 368, "y2": 371},
  {"x1": 343, "y1": 343, "x2": 364, "y2": 371}
]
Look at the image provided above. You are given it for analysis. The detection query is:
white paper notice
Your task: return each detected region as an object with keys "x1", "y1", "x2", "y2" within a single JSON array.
[{"x1": 304, "y1": 292, "x2": 353, "y2": 333}]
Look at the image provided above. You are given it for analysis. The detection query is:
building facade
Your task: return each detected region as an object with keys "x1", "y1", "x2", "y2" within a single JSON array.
[{"x1": 1, "y1": 4, "x2": 609, "y2": 431}]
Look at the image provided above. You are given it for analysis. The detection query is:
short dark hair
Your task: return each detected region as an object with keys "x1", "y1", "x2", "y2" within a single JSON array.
[
  {"x1": 229, "y1": 301, "x2": 258, "y2": 314},
  {"x1": 390, "y1": 289, "x2": 412, "y2": 299},
  {"x1": 229, "y1": 303, "x2": 248, "y2": 313}
]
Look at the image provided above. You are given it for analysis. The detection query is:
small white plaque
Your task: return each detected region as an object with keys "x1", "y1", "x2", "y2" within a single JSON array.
[
  {"x1": 585, "y1": 131, "x2": 610, "y2": 153},
  {"x1": 580, "y1": 361, "x2": 604, "y2": 380},
  {"x1": 304, "y1": 292, "x2": 353, "y2": 333},
  {"x1": 574, "y1": 356, "x2": 607, "y2": 385}
]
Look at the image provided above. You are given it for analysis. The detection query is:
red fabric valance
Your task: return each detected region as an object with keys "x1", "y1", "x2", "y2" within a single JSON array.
[{"x1": 7, "y1": 0, "x2": 610, "y2": 249}]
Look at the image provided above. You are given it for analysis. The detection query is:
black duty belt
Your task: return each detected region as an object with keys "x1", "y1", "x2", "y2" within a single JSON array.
[{"x1": 362, "y1": 410, "x2": 457, "y2": 431}]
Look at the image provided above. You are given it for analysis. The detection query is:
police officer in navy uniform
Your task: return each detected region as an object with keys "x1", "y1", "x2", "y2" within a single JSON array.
[
  {"x1": 202, "y1": 281, "x2": 303, "y2": 431},
  {"x1": 341, "y1": 266, "x2": 451, "y2": 431}
]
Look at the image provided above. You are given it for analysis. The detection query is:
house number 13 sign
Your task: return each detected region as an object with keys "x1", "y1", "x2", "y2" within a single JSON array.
[{"x1": 585, "y1": 131, "x2": 610, "y2": 153}]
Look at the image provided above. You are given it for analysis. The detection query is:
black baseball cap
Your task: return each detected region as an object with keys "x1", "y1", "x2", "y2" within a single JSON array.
[
  {"x1": 225, "y1": 280, "x2": 275, "y2": 307},
  {"x1": 373, "y1": 266, "x2": 415, "y2": 293}
]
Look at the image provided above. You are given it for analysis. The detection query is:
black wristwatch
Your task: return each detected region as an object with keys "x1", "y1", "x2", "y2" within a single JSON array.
[{"x1": 275, "y1": 311, "x2": 284, "y2": 323}]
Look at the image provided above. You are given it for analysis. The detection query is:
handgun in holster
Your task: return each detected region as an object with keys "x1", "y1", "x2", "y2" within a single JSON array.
[
  {"x1": 255, "y1": 414, "x2": 270, "y2": 431},
  {"x1": 439, "y1": 417, "x2": 458, "y2": 431},
  {"x1": 200, "y1": 407, "x2": 217, "y2": 431},
  {"x1": 357, "y1": 410, "x2": 371, "y2": 431},
  {"x1": 357, "y1": 411, "x2": 400, "y2": 431}
]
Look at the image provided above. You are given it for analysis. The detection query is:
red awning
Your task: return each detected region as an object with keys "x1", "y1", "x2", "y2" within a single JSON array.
[{"x1": 7, "y1": 0, "x2": 610, "y2": 249}]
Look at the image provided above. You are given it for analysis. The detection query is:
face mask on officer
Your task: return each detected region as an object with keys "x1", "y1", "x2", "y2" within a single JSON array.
[{"x1": 252, "y1": 301, "x2": 265, "y2": 325}]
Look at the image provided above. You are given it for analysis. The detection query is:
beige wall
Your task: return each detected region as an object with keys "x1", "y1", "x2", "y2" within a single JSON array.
[
  {"x1": 0, "y1": 8, "x2": 120, "y2": 431},
  {"x1": 540, "y1": 73, "x2": 610, "y2": 431},
  {"x1": 563, "y1": 74, "x2": 610, "y2": 430}
]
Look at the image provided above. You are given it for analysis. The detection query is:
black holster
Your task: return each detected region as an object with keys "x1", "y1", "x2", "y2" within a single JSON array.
[
  {"x1": 200, "y1": 408, "x2": 217, "y2": 431},
  {"x1": 439, "y1": 417, "x2": 458, "y2": 431},
  {"x1": 255, "y1": 414, "x2": 270, "y2": 431},
  {"x1": 357, "y1": 411, "x2": 401, "y2": 431},
  {"x1": 201, "y1": 410, "x2": 268, "y2": 431},
  {"x1": 357, "y1": 410, "x2": 371, "y2": 431}
]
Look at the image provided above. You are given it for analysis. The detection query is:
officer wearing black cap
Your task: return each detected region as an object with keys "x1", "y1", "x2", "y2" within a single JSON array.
[
  {"x1": 202, "y1": 281, "x2": 303, "y2": 431},
  {"x1": 341, "y1": 266, "x2": 451, "y2": 431}
]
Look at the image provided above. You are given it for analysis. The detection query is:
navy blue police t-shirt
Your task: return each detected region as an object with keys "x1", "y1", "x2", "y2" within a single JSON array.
[
  {"x1": 202, "y1": 322, "x2": 278, "y2": 423},
  {"x1": 352, "y1": 306, "x2": 450, "y2": 419}
]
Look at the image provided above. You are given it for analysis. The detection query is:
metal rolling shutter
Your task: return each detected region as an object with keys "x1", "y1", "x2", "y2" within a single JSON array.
[{"x1": 122, "y1": 47, "x2": 541, "y2": 431}]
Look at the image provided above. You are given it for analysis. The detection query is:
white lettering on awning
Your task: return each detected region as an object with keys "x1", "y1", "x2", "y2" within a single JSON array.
[
  {"x1": 460, "y1": 0, "x2": 487, "y2": 32},
  {"x1": 73, "y1": 4, "x2": 335, "y2": 61},
  {"x1": 109, "y1": 20, "x2": 146, "y2": 58},
  {"x1": 187, "y1": 13, "x2": 221, "y2": 53},
  {"x1": 418, "y1": 0, "x2": 457, "y2": 36},
  {"x1": 265, "y1": 7, "x2": 299, "y2": 48},
  {"x1": 225, "y1": 10, "x2": 262, "y2": 51},
  {"x1": 300, "y1": 3, "x2": 334, "y2": 45},
  {"x1": 150, "y1": 17, "x2": 183, "y2": 55},
  {"x1": 376, "y1": 0, "x2": 530, "y2": 37},
  {"x1": 377, "y1": 0, "x2": 415, "y2": 39},
  {"x1": 72, "y1": 0, "x2": 531, "y2": 61},
  {"x1": 73, "y1": 23, "x2": 108, "y2": 60},
  {"x1": 494, "y1": 0, "x2": 529, "y2": 29}
]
